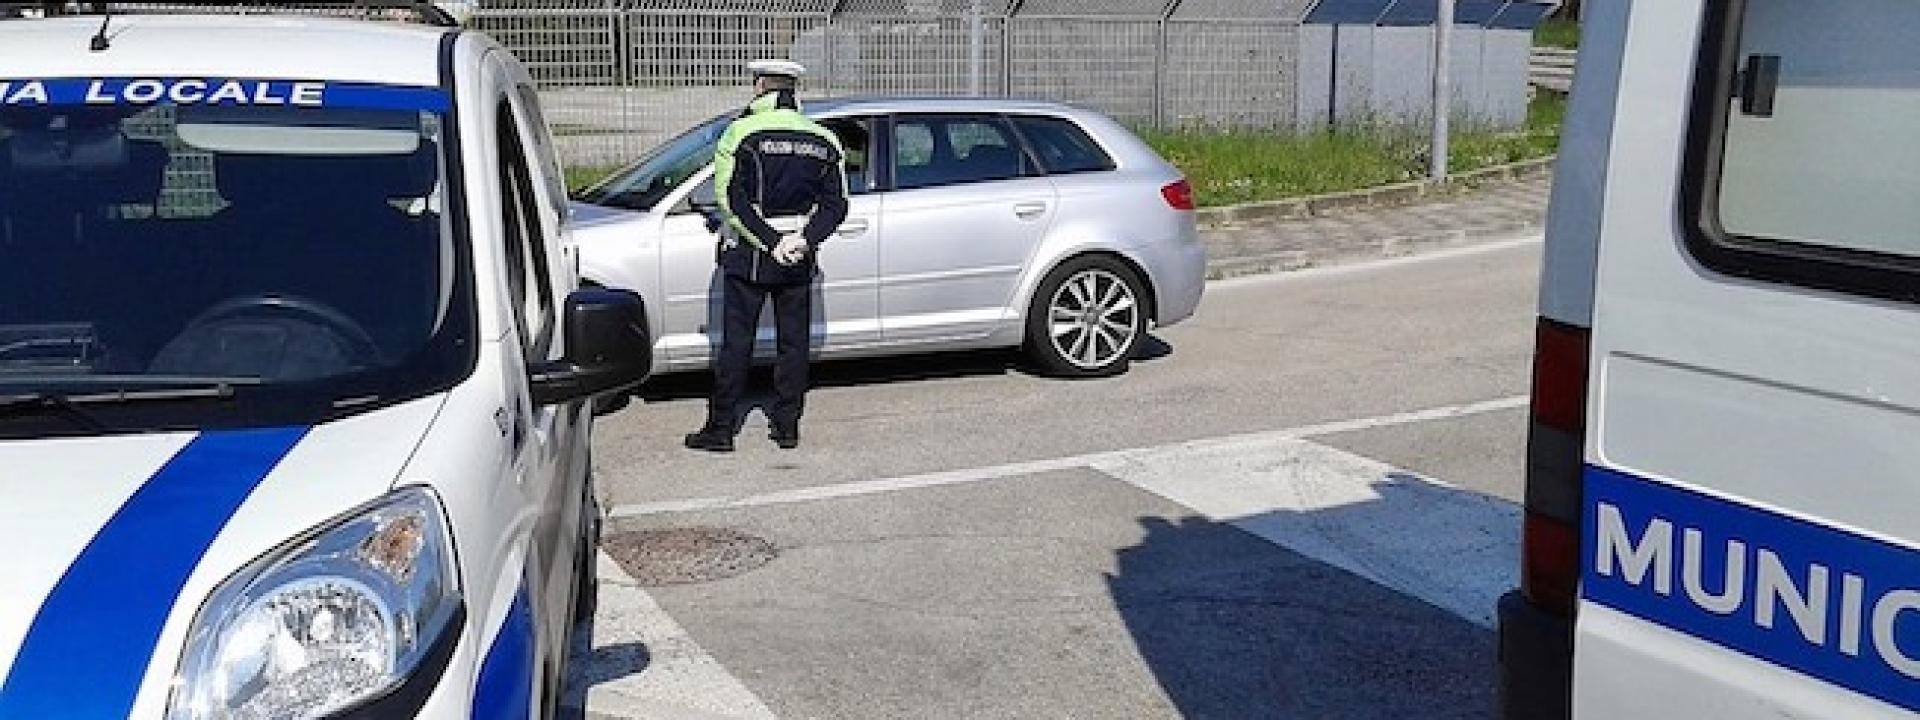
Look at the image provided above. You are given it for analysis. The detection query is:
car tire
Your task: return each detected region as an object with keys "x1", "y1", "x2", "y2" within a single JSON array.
[{"x1": 1025, "y1": 255, "x2": 1148, "y2": 378}]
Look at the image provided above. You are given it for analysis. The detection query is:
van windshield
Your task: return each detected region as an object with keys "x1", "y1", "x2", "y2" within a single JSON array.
[{"x1": 0, "y1": 95, "x2": 474, "y2": 436}]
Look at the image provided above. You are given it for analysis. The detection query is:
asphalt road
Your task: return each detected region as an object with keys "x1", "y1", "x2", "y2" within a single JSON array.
[{"x1": 570, "y1": 238, "x2": 1543, "y2": 719}]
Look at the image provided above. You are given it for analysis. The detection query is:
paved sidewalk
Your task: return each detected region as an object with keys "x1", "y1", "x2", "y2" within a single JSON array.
[{"x1": 1200, "y1": 173, "x2": 1552, "y2": 279}]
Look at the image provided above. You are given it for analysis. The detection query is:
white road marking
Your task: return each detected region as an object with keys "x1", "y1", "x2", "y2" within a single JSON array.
[
  {"x1": 583, "y1": 395, "x2": 1525, "y2": 716},
  {"x1": 1207, "y1": 233, "x2": 1544, "y2": 291},
  {"x1": 1092, "y1": 437, "x2": 1517, "y2": 627},
  {"x1": 568, "y1": 552, "x2": 779, "y2": 720},
  {"x1": 607, "y1": 395, "x2": 1528, "y2": 519},
  {"x1": 605, "y1": 396, "x2": 1527, "y2": 628}
]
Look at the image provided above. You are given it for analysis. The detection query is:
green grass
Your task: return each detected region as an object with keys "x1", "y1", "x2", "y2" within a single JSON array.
[
  {"x1": 1534, "y1": 18, "x2": 1580, "y2": 49},
  {"x1": 1141, "y1": 93, "x2": 1566, "y2": 208},
  {"x1": 1448, "y1": 91, "x2": 1568, "y2": 174},
  {"x1": 562, "y1": 93, "x2": 1566, "y2": 209},
  {"x1": 1141, "y1": 128, "x2": 1421, "y2": 207}
]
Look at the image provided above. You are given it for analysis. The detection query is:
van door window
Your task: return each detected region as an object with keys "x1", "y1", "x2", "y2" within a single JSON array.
[
  {"x1": 497, "y1": 100, "x2": 556, "y2": 360},
  {"x1": 514, "y1": 84, "x2": 569, "y2": 222},
  {"x1": 1687, "y1": 0, "x2": 1920, "y2": 299}
]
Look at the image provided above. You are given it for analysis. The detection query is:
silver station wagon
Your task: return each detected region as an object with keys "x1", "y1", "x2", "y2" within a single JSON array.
[{"x1": 571, "y1": 97, "x2": 1206, "y2": 377}]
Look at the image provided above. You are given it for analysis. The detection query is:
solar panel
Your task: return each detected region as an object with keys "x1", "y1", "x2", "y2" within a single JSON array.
[
  {"x1": 1376, "y1": 0, "x2": 1436, "y2": 26},
  {"x1": 1303, "y1": 0, "x2": 1393, "y2": 25},
  {"x1": 1488, "y1": 1, "x2": 1553, "y2": 29},
  {"x1": 1455, "y1": 0, "x2": 1506, "y2": 25}
]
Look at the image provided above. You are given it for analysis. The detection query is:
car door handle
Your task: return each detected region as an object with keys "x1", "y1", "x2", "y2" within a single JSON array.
[
  {"x1": 1013, "y1": 202, "x2": 1050, "y2": 220},
  {"x1": 837, "y1": 218, "x2": 871, "y2": 238}
]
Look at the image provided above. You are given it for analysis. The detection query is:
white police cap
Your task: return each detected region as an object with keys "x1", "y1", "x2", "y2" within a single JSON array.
[{"x1": 747, "y1": 59, "x2": 807, "y2": 80}]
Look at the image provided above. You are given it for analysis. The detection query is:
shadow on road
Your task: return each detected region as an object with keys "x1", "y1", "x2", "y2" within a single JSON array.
[
  {"x1": 559, "y1": 599, "x2": 652, "y2": 719},
  {"x1": 635, "y1": 334, "x2": 1176, "y2": 404},
  {"x1": 1106, "y1": 508, "x2": 1499, "y2": 719}
]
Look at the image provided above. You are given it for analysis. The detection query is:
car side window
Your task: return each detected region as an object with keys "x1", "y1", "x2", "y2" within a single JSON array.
[
  {"x1": 819, "y1": 117, "x2": 874, "y2": 196},
  {"x1": 678, "y1": 116, "x2": 876, "y2": 214},
  {"x1": 1011, "y1": 116, "x2": 1116, "y2": 175},
  {"x1": 496, "y1": 99, "x2": 556, "y2": 361},
  {"x1": 892, "y1": 115, "x2": 1033, "y2": 191}
]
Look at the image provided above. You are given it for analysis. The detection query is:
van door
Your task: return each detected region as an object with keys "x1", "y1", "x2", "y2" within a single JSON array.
[
  {"x1": 1576, "y1": 0, "x2": 1920, "y2": 716},
  {"x1": 657, "y1": 117, "x2": 882, "y2": 367},
  {"x1": 878, "y1": 114, "x2": 1055, "y2": 344},
  {"x1": 505, "y1": 75, "x2": 595, "y2": 664},
  {"x1": 489, "y1": 58, "x2": 571, "y2": 691}
]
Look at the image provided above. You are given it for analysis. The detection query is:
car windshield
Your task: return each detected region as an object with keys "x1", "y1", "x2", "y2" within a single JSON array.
[
  {"x1": 0, "y1": 84, "x2": 473, "y2": 436},
  {"x1": 574, "y1": 114, "x2": 729, "y2": 212}
]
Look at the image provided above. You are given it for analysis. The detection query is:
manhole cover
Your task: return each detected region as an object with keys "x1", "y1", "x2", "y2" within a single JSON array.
[{"x1": 603, "y1": 527, "x2": 778, "y2": 586}]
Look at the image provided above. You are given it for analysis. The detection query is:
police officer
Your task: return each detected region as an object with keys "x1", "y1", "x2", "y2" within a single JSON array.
[{"x1": 685, "y1": 59, "x2": 849, "y2": 453}]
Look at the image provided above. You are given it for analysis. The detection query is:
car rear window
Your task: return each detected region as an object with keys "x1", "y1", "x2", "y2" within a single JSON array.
[{"x1": 1012, "y1": 116, "x2": 1115, "y2": 175}]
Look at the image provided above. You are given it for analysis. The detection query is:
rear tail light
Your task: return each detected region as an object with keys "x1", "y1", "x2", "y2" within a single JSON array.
[
  {"x1": 1522, "y1": 511, "x2": 1580, "y2": 612},
  {"x1": 1521, "y1": 318, "x2": 1591, "y2": 617},
  {"x1": 1161, "y1": 179, "x2": 1195, "y2": 211},
  {"x1": 1530, "y1": 319, "x2": 1590, "y2": 434}
]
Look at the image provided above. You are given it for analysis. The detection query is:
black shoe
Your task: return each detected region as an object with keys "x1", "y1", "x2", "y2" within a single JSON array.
[
  {"x1": 683, "y1": 426, "x2": 735, "y2": 453},
  {"x1": 769, "y1": 422, "x2": 800, "y2": 450}
]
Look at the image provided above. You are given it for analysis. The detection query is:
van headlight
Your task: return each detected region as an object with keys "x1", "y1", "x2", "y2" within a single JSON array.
[{"x1": 168, "y1": 487, "x2": 462, "y2": 719}]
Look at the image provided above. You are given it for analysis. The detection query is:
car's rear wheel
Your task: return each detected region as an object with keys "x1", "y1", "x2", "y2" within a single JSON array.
[{"x1": 1025, "y1": 256, "x2": 1147, "y2": 377}]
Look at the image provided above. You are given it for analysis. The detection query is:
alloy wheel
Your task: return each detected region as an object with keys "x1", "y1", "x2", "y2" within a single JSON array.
[{"x1": 1047, "y1": 268, "x2": 1140, "y2": 371}]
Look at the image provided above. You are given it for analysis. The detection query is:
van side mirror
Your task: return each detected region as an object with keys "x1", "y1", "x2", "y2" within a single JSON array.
[{"x1": 529, "y1": 288, "x2": 651, "y2": 407}]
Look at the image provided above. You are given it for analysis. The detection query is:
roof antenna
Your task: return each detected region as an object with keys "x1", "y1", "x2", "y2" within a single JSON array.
[{"x1": 88, "y1": 7, "x2": 112, "y2": 52}]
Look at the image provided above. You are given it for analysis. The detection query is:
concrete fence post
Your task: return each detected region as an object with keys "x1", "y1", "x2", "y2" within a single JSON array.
[
  {"x1": 1153, "y1": 0, "x2": 1183, "y2": 130},
  {"x1": 968, "y1": 0, "x2": 985, "y2": 96}
]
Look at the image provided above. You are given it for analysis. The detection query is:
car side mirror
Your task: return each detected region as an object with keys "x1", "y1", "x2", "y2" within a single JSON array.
[{"x1": 529, "y1": 288, "x2": 651, "y2": 408}]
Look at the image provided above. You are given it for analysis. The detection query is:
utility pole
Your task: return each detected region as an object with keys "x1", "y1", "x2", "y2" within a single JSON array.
[{"x1": 1430, "y1": 0, "x2": 1455, "y2": 182}]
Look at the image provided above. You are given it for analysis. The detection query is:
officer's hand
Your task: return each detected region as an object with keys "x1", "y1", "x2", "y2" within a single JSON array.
[{"x1": 774, "y1": 234, "x2": 809, "y2": 266}]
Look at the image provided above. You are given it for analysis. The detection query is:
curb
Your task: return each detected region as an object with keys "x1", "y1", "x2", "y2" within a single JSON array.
[
  {"x1": 1203, "y1": 219, "x2": 1546, "y2": 281},
  {"x1": 1195, "y1": 156, "x2": 1557, "y2": 229}
]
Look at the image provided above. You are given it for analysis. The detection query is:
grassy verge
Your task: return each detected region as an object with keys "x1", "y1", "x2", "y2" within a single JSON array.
[
  {"x1": 1535, "y1": 18, "x2": 1580, "y2": 49},
  {"x1": 563, "y1": 93, "x2": 1566, "y2": 208},
  {"x1": 1142, "y1": 93, "x2": 1565, "y2": 208}
]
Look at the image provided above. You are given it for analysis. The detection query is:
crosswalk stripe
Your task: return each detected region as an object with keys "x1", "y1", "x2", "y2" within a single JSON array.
[
  {"x1": 605, "y1": 395, "x2": 1528, "y2": 520},
  {"x1": 1093, "y1": 436, "x2": 1518, "y2": 627}
]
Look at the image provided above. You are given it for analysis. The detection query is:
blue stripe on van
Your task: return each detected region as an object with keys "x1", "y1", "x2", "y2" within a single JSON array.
[
  {"x1": 0, "y1": 427, "x2": 309, "y2": 718},
  {"x1": 1585, "y1": 465, "x2": 1920, "y2": 712},
  {"x1": 0, "y1": 78, "x2": 448, "y2": 111},
  {"x1": 472, "y1": 584, "x2": 537, "y2": 720}
]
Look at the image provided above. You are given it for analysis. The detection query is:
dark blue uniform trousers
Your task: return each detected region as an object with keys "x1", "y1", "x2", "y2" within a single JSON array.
[{"x1": 710, "y1": 272, "x2": 812, "y2": 429}]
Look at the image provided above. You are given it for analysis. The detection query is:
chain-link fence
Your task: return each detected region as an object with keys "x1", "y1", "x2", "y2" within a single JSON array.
[{"x1": 472, "y1": 0, "x2": 1313, "y2": 167}]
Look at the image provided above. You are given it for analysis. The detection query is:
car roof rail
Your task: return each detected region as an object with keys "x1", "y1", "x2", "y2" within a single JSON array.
[{"x1": 2, "y1": 1, "x2": 463, "y2": 27}]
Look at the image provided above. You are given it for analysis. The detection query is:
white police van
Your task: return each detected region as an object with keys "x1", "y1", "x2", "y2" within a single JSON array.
[
  {"x1": 1499, "y1": 0, "x2": 1920, "y2": 717},
  {"x1": 0, "y1": 4, "x2": 649, "y2": 718}
]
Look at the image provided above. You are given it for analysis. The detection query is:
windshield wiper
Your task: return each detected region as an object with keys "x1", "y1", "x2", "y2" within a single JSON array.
[
  {"x1": 60, "y1": 384, "x2": 242, "y2": 404},
  {"x1": 0, "y1": 392, "x2": 108, "y2": 431},
  {"x1": 0, "y1": 383, "x2": 242, "y2": 430}
]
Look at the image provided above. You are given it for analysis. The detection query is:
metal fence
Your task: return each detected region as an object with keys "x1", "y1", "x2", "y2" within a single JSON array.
[{"x1": 472, "y1": 0, "x2": 1313, "y2": 167}]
